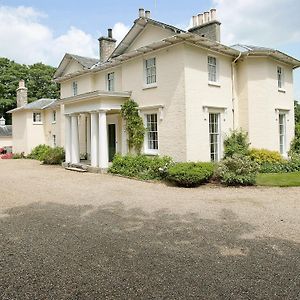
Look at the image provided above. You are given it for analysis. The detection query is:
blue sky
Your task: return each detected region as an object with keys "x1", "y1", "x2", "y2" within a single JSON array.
[{"x1": 0, "y1": 0, "x2": 299, "y2": 99}]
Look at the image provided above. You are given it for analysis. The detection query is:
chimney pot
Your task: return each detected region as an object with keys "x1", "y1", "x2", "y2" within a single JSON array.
[
  {"x1": 19, "y1": 79, "x2": 25, "y2": 88},
  {"x1": 204, "y1": 11, "x2": 210, "y2": 23},
  {"x1": 145, "y1": 10, "x2": 151, "y2": 18},
  {"x1": 192, "y1": 16, "x2": 198, "y2": 27},
  {"x1": 108, "y1": 28, "x2": 113, "y2": 38},
  {"x1": 139, "y1": 8, "x2": 145, "y2": 18},
  {"x1": 210, "y1": 9, "x2": 217, "y2": 21},
  {"x1": 198, "y1": 14, "x2": 204, "y2": 26}
]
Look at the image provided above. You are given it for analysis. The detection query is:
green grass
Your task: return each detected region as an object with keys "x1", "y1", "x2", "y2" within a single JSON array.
[{"x1": 257, "y1": 172, "x2": 300, "y2": 187}]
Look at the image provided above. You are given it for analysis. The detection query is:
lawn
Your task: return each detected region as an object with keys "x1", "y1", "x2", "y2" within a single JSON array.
[{"x1": 257, "y1": 172, "x2": 300, "y2": 187}]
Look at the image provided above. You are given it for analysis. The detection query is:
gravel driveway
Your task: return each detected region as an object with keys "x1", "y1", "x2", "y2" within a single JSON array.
[{"x1": 0, "y1": 159, "x2": 299, "y2": 299}]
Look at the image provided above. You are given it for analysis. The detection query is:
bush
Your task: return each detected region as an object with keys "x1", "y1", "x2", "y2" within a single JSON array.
[
  {"x1": 28, "y1": 144, "x2": 51, "y2": 161},
  {"x1": 166, "y1": 162, "x2": 215, "y2": 188},
  {"x1": 216, "y1": 154, "x2": 259, "y2": 186},
  {"x1": 250, "y1": 148, "x2": 284, "y2": 165},
  {"x1": 260, "y1": 153, "x2": 300, "y2": 173},
  {"x1": 290, "y1": 123, "x2": 300, "y2": 154},
  {"x1": 109, "y1": 154, "x2": 173, "y2": 180},
  {"x1": 12, "y1": 152, "x2": 25, "y2": 159},
  {"x1": 41, "y1": 147, "x2": 65, "y2": 165},
  {"x1": 224, "y1": 130, "x2": 250, "y2": 158}
]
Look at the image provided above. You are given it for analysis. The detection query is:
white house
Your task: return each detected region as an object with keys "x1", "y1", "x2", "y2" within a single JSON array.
[{"x1": 10, "y1": 8, "x2": 300, "y2": 169}]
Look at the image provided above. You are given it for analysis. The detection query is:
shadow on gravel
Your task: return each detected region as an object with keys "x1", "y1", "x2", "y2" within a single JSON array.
[{"x1": 0, "y1": 202, "x2": 299, "y2": 300}]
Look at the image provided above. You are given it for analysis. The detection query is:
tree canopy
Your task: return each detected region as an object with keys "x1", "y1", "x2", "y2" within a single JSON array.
[{"x1": 0, "y1": 57, "x2": 59, "y2": 124}]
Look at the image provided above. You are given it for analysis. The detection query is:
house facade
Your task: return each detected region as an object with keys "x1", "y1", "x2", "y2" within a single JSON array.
[
  {"x1": 8, "y1": 80, "x2": 60, "y2": 154},
  {"x1": 10, "y1": 8, "x2": 300, "y2": 167}
]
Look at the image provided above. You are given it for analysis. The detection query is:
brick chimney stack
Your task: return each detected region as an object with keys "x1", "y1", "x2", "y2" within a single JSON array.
[
  {"x1": 98, "y1": 29, "x2": 117, "y2": 63},
  {"x1": 16, "y1": 79, "x2": 28, "y2": 107}
]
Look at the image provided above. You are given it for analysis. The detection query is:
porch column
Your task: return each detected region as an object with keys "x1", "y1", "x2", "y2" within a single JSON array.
[
  {"x1": 71, "y1": 114, "x2": 80, "y2": 164},
  {"x1": 86, "y1": 114, "x2": 91, "y2": 161},
  {"x1": 65, "y1": 115, "x2": 72, "y2": 163},
  {"x1": 90, "y1": 112, "x2": 99, "y2": 167},
  {"x1": 99, "y1": 110, "x2": 109, "y2": 169}
]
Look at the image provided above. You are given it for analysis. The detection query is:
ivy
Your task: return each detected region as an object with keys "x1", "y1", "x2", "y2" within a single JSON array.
[{"x1": 121, "y1": 99, "x2": 146, "y2": 153}]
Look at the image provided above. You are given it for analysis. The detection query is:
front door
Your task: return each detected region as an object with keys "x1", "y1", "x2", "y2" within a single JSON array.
[{"x1": 108, "y1": 124, "x2": 116, "y2": 162}]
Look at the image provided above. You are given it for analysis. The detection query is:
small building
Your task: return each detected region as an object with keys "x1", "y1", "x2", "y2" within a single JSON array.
[
  {"x1": 8, "y1": 80, "x2": 60, "y2": 154},
  {"x1": 0, "y1": 117, "x2": 12, "y2": 149}
]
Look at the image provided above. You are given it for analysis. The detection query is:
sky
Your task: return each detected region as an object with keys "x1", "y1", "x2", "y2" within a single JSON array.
[{"x1": 0, "y1": 0, "x2": 299, "y2": 100}]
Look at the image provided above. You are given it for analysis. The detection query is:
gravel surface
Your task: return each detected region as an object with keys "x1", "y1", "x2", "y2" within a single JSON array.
[{"x1": 0, "y1": 159, "x2": 299, "y2": 299}]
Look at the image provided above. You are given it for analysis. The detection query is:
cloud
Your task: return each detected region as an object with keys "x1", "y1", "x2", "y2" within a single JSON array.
[
  {"x1": 0, "y1": 5, "x2": 129, "y2": 67},
  {"x1": 212, "y1": 0, "x2": 300, "y2": 47}
]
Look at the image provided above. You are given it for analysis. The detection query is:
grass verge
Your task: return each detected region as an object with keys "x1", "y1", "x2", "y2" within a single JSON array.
[{"x1": 257, "y1": 172, "x2": 300, "y2": 187}]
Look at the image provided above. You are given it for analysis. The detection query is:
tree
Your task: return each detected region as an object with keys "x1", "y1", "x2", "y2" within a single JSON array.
[{"x1": 0, "y1": 57, "x2": 59, "y2": 124}]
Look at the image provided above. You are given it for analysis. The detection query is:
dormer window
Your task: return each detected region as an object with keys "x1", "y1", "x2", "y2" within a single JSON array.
[
  {"x1": 107, "y1": 72, "x2": 115, "y2": 91},
  {"x1": 72, "y1": 81, "x2": 78, "y2": 96}
]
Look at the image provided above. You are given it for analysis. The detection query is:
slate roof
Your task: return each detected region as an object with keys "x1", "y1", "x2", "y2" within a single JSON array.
[
  {"x1": 7, "y1": 99, "x2": 57, "y2": 113},
  {"x1": 0, "y1": 125, "x2": 12, "y2": 137},
  {"x1": 67, "y1": 54, "x2": 99, "y2": 69},
  {"x1": 231, "y1": 44, "x2": 274, "y2": 52}
]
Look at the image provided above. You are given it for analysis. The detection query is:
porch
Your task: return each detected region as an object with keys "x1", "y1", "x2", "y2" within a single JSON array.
[{"x1": 62, "y1": 90, "x2": 131, "y2": 171}]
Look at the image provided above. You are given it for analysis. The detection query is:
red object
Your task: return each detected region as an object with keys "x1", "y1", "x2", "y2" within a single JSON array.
[{"x1": 0, "y1": 153, "x2": 13, "y2": 159}]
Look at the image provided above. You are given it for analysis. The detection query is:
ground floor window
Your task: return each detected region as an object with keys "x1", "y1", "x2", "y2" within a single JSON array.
[
  {"x1": 209, "y1": 113, "x2": 220, "y2": 162},
  {"x1": 53, "y1": 134, "x2": 56, "y2": 147},
  {"x1": 145, "y1": 113, "x2": 158, "y2": 153},
  {"x1": 279, "y1": 114, "x2": 286, "y2": 155}
]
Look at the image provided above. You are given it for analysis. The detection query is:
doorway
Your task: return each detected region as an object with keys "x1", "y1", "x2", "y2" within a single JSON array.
[{"x1": 108, "y1": 124, "x2": 116, "y2": 162}]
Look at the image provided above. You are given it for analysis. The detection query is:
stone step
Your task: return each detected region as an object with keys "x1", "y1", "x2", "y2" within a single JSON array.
[{"x1": 65, "y1": 167, "x2": 88, "y2": 173}]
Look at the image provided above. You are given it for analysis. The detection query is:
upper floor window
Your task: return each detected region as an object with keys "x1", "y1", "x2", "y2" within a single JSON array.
[
  {"x1": 107, "y1": 72, "x2": 115, "y2": 92},
  {"x1": 277, "y1": 66, "x2": 284, "y2": 90},
  {"x1": 145, "y1": 113, "x2": 159, "y2": 154},
  {"x1": 208, "y1": 56, "x2": 217, "y2": 83},
  {"x1": 33, "y1": 112, "x2": 42, "y2": 124},
  {"x1": 52, "y1": 111, "x2": 56, "y2": 123},
  {"x1": 72, "y1": 81, "x2": 78, "y2": 96},
  {"x1": 145, "y1": 58, "x2": 156, "y2": 85}
]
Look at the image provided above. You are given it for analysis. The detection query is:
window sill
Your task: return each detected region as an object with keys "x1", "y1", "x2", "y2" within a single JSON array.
[
  {"x1": 208, "y1": 81, "x2": 221, "y2": 87},
  {"x1": 33, "y1": 122, "x2": 43, "y2": 125},
  {"x1": 52, "y1": 121, "x2": 56, "y2": 124},
  {"x1": 143, "y1": 83, "x2": 158, "y2": 90},
  {"x1": 144, "y1": 150, "x2": 159, "y2": 156},
  {"x1": 278, "y1": 88, "x2": 286, "y2": 93}
]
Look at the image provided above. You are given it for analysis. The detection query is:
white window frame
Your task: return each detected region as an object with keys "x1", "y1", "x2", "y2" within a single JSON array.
[
  {"x1": 144, "y1": 57, "x2": 157, "y2": 88},
  {"x1": 208, "y1": 56, "x2": 219, "y2": 85},
  {"x1": 52, "y1": 110, "x2": 56, "y2": 123},
  {"x1": 143, "y1": 112, "x2": 159, "y2": 155},
  {"x1": 279, "y1": 113, "x2": 286, "y2": 155},
  {"x1": 72, "y1": 81, "x2": 78, "y2": 96},
  {"x1": 209, "y1": 112, "x2": 221, "y2": 162},
  {"x1": 107, "y1": 72, "x2": 115, "y2": 92},
  {"x1": 33, "y1": 112, "x2": 42, "y2": 124},
  {"x1": 277, "y1": 66, "x2": 285, "y2": 92}
]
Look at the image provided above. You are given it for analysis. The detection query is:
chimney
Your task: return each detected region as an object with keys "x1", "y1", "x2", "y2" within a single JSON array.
[
  {"x1": 188, "y1": 8, "x2": 221, "y2": 42},
  {"x1": 16, "y1": 79, "x2": 28, "y2": 107},
  {"x1": 139, "y1": 8, "x2": 145, "y2": 18},
  {"x1": 0, "y1": 116, "x2": 5, "y2": 126},
  {"x1": 98, "y1": 29, "x2": 117, "y2": 63},
  {"x1": 145, "y1": 10, "x2": 151, "y2": 18}
]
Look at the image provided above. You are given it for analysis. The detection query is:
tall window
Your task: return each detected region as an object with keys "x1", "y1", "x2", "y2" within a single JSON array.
[
  {"x1": 277, "y1": 67, "x2": 284, "y2": 89},
  {"x1": 72, "y1": 81, "x2": 78, "y2": 96},
  {"x1": 33, "y1": 112, "x2": 42, "y2": 123},
  {"x1": 145, "y1": 58, "x2": 156, "y2": 85},
  {"x1": 52, "y1": 111, "x2": 56, "y2": 123},
  {"x1": 279, "y1": 114, "x2": 286, "y2": 155},
  {"x1": 209, "y1": 113, "x2": 220, "y2": 162},
  {"x1": 146, "y1": 113, "x2": 158, "y2": 153},
  {"x1": 208, "y1": 56, "x2": 217, "y2": 83},
  {"x1": 107, "y1": 72, "x2": 115, "y2": 91}
]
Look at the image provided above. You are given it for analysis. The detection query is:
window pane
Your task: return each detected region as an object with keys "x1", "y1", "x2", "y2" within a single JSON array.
[
  {"x1": 146, "y1": 113, "x2": 158, "y2": 150},
  {"x1": 209, "y1": 113, "x2": 220, "y2": 162}
]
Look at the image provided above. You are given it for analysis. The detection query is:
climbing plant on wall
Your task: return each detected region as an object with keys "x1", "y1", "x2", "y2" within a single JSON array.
[{"x1": 121, "y1": 99, "x2": 146, "y2": 153}]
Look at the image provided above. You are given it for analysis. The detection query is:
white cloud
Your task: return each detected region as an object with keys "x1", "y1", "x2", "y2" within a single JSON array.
[
  {"x1": 213, "y1": 0, "x2": 300, "y2": 46},
  {"x1": 0, "y1": 5, "x2": 130, "y2": 67}
]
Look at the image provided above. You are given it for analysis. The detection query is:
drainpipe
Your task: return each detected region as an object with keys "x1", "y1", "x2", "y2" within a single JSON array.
[{"x1": 231, "y1": 52, "x2": 242, "y2": 129}]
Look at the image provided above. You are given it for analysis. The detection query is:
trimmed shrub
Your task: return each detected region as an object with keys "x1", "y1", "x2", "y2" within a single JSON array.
[
  {"x1": 260, "y1": 153, "x2": 300, "y2": 173},
  {"x1": 109, "y1": 154, "x2": 173, "y2": 180},
  {"x1": 41, "y1": 147, "x2": 65, "y2": 165},
  {"x1": 216, "y1": 154, "x2": 259, "y2": 186},
  {"x1": 28, "y1": 144, "x2": 51, "y2": 161},
  {"x1": 250, "y1": 148, "x2": 284, "y2": 165},
  {"x1": 224, "y1": 130, "x2": 250, "y2": 158},
  {"x1": 12, "y1": 152, "x2": 25, "y2": 159},
  {"x1": 166, "y1": 162, "x2": 215, "y2": 188}
]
